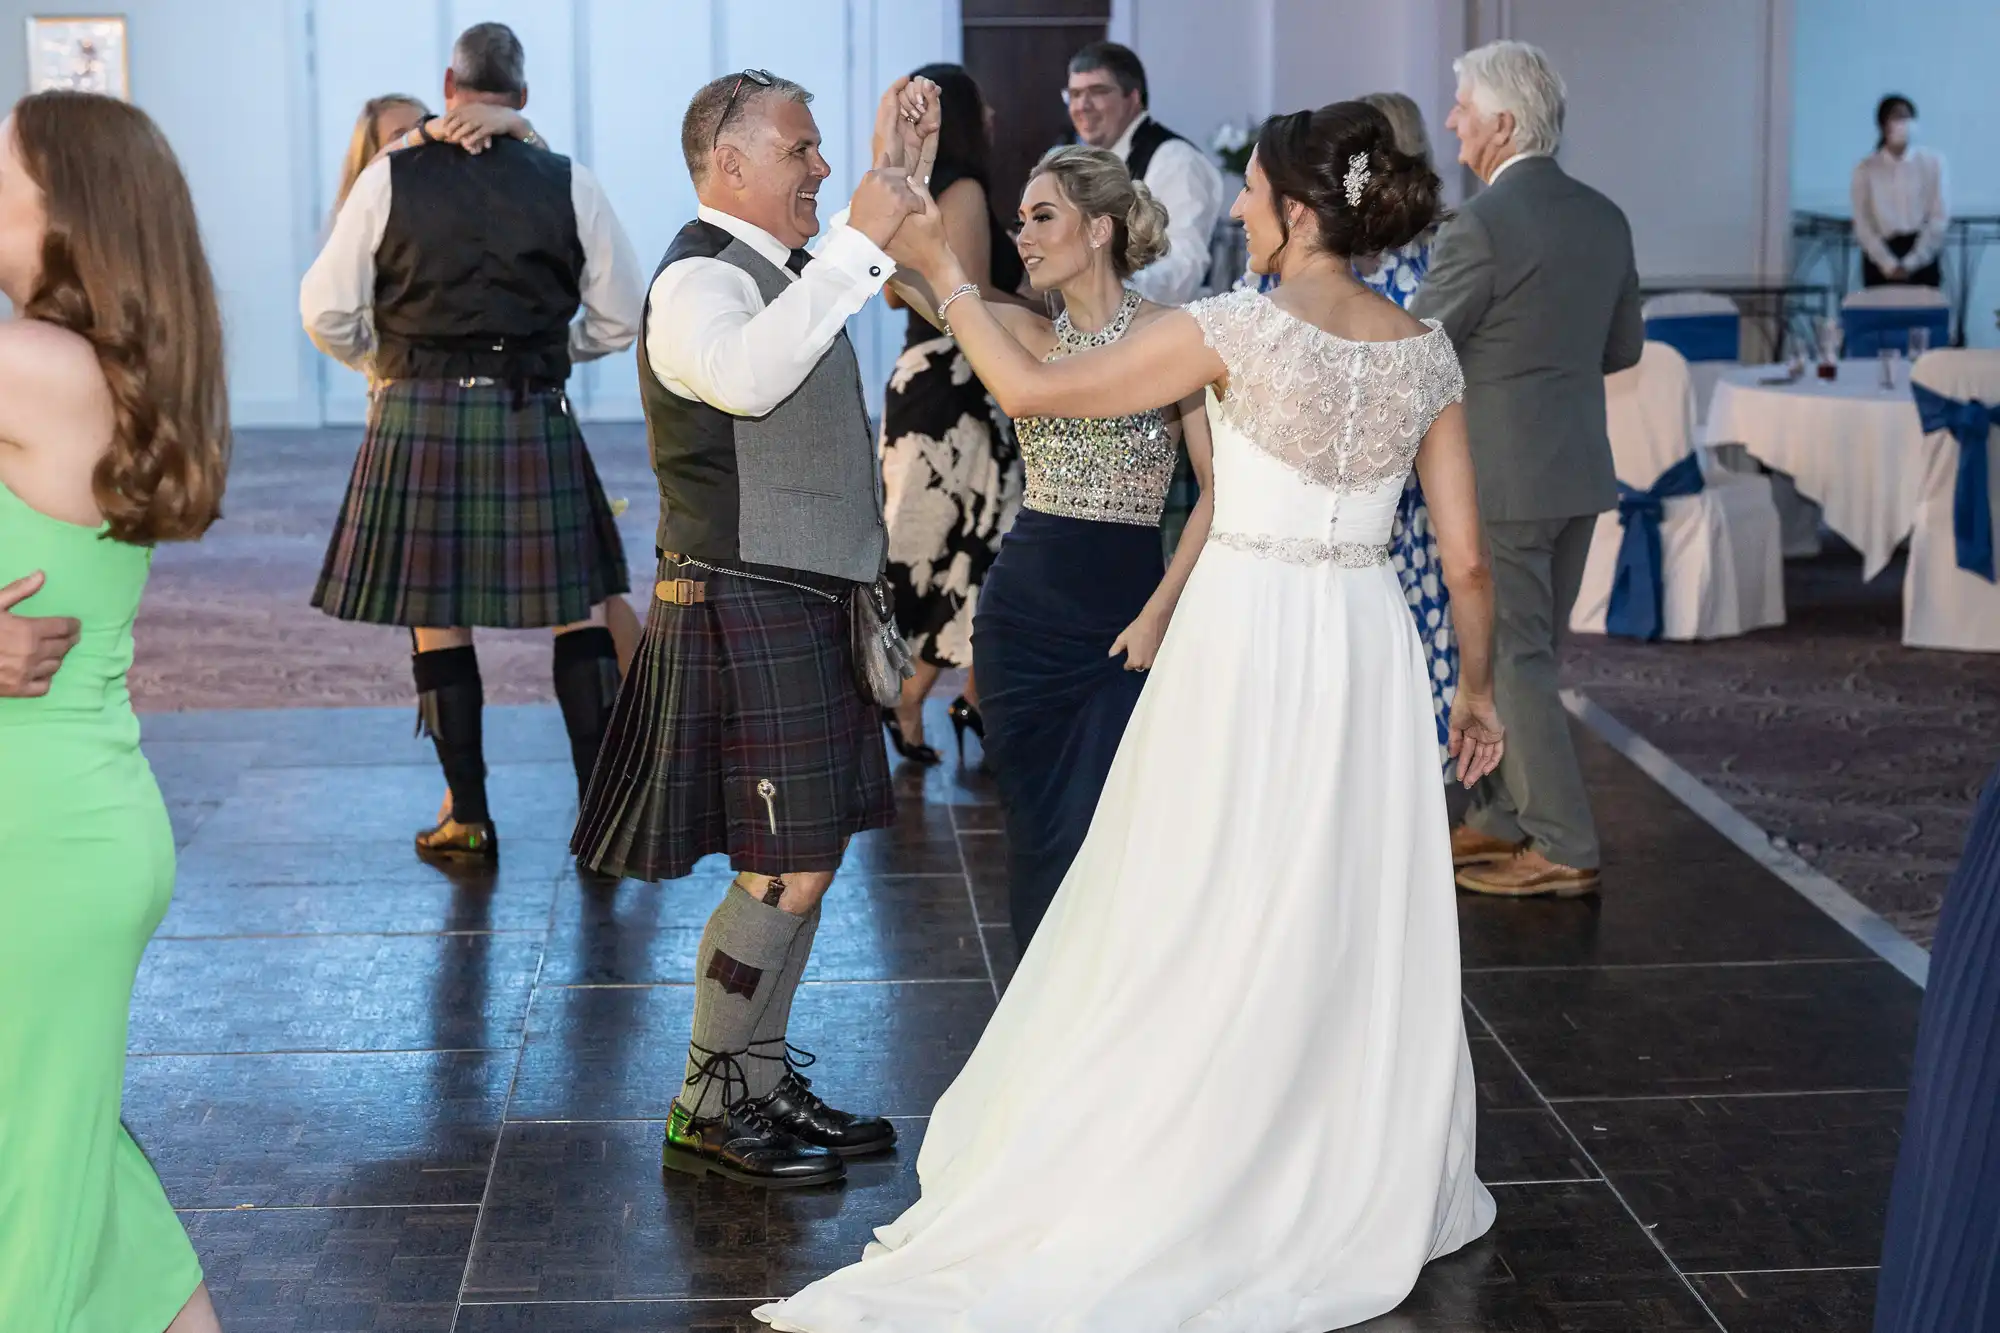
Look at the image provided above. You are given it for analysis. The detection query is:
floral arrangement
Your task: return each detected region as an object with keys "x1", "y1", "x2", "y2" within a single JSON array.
[{"x1": 1210, "y1": 119, "x2": 1256, "y2": 176}]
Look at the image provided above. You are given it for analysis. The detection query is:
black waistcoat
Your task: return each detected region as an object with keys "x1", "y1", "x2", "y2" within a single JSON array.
[
  {"x1": 1125, "y1": 117, "x2": 1189, "y2": 180},
  {"x1": 374, "y1": 139, "x2": 584, "y2": 384}
]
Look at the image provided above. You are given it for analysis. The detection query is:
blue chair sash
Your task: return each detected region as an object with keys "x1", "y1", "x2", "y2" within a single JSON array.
[
  {"x1": 1644, "y1": 312, "x2": 1739, "y2": 363},
  {"x1": 1843, "y1": 305, "x2": 1950, "y2": 357},
  {"x1": 1912, "y1": 383, "x2": 1996, "y2": 582},
  {"x1": 1605, "y1": 453, "x2": 1706, "y2": 641}
]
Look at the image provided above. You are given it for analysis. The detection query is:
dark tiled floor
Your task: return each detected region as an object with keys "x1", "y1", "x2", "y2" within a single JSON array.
[{"x1": 127, "y1": 703, "x2": 1917, "y2": 1330}]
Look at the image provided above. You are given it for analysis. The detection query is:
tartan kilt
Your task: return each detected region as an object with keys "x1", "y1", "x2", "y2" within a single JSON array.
[
  {"x1": 312, "y1": 380, "x2": 630, "y2": 628},
  {"x1": 571, "y1": 559, "x2": 896, "y2": 881}
]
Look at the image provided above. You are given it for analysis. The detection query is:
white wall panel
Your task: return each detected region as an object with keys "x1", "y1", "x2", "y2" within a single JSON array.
[
  {"x1": 579, "y1": 0, "x2": 715, "y2": 420},
  {"x1": 310, "y1": 0, "x2": 449, "y2": 423},
  {"x1": 1505, "y1": 0, "x2": 1786, "y2": 281}
]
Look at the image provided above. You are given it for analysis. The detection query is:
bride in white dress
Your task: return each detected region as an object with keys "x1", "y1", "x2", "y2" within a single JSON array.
[{"x1": 758, "y1": 98, "x2": 1507, "y2": 1333}]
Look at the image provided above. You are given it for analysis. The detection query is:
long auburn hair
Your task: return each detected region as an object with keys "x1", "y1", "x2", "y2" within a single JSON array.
[
  {"x1": 336, "y1": 94, "x2": 428, "y2": 214},
  {"x1": 14, "y1": 91, "x2": 229, "y2": 543}
]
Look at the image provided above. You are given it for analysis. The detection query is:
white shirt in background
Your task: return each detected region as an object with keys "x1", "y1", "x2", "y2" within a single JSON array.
[
  {"x1": 300, "y1": 151, "x2": 645, "y2": 375},
  {"x1": 1108, "y1": 112, "x2": 1226, "y2": 306},
  {"x1": 1850, "y1": 146, "x2": 1949, "y2": 274},
  {"x1": 643, "y1": 205, "x2": 894, "y2": 417}
]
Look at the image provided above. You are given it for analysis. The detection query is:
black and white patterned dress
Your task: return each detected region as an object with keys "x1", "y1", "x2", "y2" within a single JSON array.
[{"x1": 880, "y1": 163, "x2": 1026, "y2": 668}]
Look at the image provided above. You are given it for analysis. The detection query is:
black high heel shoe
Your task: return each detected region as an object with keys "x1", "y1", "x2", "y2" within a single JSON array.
[
  {"x1": 881, "y1": 709, "x2": 942, "y2": 766},
  {"x1": 947, "y1": 696, "x2": 985, "y2": 763}
]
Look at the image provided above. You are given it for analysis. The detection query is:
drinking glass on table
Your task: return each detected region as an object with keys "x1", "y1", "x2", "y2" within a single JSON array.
[
  {"x1": 1908, "y1": 326, "x2": 1932, "y2": 359},
  {"x1": 1878, "y1": 346, "x2": 1901, "y2": 390},
  {"x1": 1816, "y1": 317, "x2": 1842, "y2": 381}
]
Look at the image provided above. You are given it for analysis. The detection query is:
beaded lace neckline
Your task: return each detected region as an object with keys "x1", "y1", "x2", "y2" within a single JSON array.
[{"x1": 1185, "y1": 288, "x2": 1465, "y2": 495}]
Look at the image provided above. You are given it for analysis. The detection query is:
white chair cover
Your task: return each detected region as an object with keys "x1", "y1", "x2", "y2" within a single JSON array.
[
  {"x1": 1572, "y1": 342, "x2": 1786, "y2": 640},
  {"x1": 1606, "y1": 341, "x2": 1698, "y2": 487},
  {"x1": 1904, "y1": 349, "x2": 2000, "y2": 652}
]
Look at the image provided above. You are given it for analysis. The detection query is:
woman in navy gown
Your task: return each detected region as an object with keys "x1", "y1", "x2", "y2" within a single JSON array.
[
  {"x1": 891, "y1": 142, "x2": 1214, "y2": 951},
  {"x1": 1874, "y1": 761, "x2": 2000, "y2": 1332}
]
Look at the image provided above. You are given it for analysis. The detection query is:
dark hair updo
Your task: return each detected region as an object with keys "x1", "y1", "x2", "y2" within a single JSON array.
[{"x1": 1254, "y1": 100, "x2": 1441, "y2": 262}]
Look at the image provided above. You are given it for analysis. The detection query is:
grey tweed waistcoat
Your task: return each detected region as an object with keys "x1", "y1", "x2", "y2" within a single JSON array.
[{"x1": 639, "y1": 219, "x2": 885, "y2": 588}]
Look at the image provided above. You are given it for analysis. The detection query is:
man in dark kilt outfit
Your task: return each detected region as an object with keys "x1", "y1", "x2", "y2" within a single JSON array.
[
  {"x1": 571, "y1": 71, "x2": 923, "y2": 1188},
  {"x1": 302, "y1": 22, "x2": 643, "y2": 863}
]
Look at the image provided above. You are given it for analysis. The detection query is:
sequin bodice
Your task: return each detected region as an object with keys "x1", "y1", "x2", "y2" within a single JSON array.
[{"x1": 1013, "y1": 291, "x2": 1176, "y2": 526}]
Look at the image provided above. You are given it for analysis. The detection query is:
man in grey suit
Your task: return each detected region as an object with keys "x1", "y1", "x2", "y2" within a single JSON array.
[{"x1": 1412, "y1": 40, "x2": 1643, "y2": 897}]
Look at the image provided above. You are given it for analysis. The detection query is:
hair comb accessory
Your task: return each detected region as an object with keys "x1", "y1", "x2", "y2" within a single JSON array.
[{"x1": 1343, "y1": 152, "x2": 1371, "y2": 208}]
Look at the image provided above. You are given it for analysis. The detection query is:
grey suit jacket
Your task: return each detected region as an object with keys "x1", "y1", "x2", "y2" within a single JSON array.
[{"x1": 1411, "y1": 156, "x2": 1644, "y2": 523}]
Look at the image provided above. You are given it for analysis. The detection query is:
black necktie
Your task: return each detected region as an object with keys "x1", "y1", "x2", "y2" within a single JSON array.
[{"x1": 786, "y1": 248, "x2": 812, "y2": 275}]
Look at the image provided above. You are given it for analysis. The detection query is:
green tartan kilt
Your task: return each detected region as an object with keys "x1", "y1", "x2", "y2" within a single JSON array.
[{"x1": 312, "y1": 380, "x2": 630, "y2": 628}]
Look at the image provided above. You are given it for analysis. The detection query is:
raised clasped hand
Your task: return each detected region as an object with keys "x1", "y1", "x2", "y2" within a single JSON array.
[
  {"x1": 880, "y1": 183, "x2": 951, "y2": 280},
  {"x1": 848, "y1": 163, "x2": 922, "y2": 250}
]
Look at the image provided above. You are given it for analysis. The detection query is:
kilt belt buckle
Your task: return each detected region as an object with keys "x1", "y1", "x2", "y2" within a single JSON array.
[{"x1": 655, "y1": 577, "x2": 706, "y2": 605}]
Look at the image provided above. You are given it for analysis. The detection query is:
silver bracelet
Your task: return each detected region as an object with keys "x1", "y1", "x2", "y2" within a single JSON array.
[{"x1": 937, "y1": 283, "x2": 980, "y2": 330}]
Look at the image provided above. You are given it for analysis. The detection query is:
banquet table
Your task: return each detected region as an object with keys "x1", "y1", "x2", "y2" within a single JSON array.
[{"x1": 1704, "y1": 361, "x2": 1927, "y2": 579}]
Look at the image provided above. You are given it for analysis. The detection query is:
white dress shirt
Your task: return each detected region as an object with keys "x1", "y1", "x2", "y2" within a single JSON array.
[
  {"x1": 1851, "y1": 146, "x2": 1949, "y2": 273},
  {"x1": 300, "y1": 151, "x2": 644, "y2": 375},
  {"x1": 643, "y1": 205, "x2": 894, "y2": 417},
  {"x1": 1486, "y1": 151, "x2": 1549, "y2": 186},
  {"x1": 1109, "y1": 113, "x2": 1226, "y2": 306}
]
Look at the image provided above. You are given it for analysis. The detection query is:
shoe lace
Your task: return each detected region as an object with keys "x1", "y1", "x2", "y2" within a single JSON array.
[
  {"x1": 683, "y1": 1043, "x2": 754, "y2": 1120},
  {"x1": 747, "y1": 1041, "x2": 828, "y2": 1108}
]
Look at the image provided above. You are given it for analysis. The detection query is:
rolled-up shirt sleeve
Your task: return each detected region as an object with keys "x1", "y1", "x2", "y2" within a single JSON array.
[
  {"x1": 1129, "y1": 139, "x2": 1226, "y2": 306},
  {"x1": 300, "y1": 155, "x2": 393, "y2": 373},
  {"x1": 645, "y1": 224, "x2": 893, "y2": 416},
  {"x1": 569, "y1": 164, "x2": 644, "y2": 362}
]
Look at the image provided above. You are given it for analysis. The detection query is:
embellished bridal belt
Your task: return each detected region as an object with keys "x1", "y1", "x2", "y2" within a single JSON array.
[{"x1": 1209, "y1": 531, "x2": 1390, "y2": 568}]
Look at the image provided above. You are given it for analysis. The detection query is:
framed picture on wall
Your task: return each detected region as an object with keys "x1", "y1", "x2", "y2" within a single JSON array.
[{"x1": 26, "y1": 15, "x2": 128, "y2": 99}]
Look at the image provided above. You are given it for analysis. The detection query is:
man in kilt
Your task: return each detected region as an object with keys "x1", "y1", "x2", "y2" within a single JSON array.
[
  {"x1": 571, "y1": 70, "x2": 924, "y2": 1188},
  {"x1": 302, "y1": 22, "x2": 644, "y2": 863}
]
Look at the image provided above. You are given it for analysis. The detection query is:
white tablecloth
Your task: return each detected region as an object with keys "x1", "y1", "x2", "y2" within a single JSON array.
[{"x1": 1704, "y1": 361, "x2": 1927, "y2": 579}]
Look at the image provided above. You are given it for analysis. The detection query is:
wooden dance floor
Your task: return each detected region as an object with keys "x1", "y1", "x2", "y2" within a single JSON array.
[{"x1": 131, "y1": 701, "x2": 1918, "y2": 1331}]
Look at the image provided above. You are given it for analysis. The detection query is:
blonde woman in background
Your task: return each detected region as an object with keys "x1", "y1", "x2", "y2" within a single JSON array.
[
  {"x1": 889, "y1": 144, "x2": 1215, "y2": 952},
  {"x1": 334, "y1": 94, "x2": 431, "y2": 215}
]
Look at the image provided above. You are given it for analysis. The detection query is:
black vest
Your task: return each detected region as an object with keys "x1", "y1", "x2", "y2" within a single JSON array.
[
  {"x1": 374, "y1": 139, "x2": 584, "y2": 385},
  {"x1": 1125, "y1": 117, "x2": 1188, "y2": 180},
  {"x1": 638, "y1": 220, "x2": 885, "y2": 590}
]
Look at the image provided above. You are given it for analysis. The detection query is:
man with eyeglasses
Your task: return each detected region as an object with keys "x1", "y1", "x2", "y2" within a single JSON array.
[
  {"x1": 572, "y1": 68, "x2": 927, "y2": 1190},
  {"x1": 1063, "y1": 40, "x2": 1223, "y2": 307}
]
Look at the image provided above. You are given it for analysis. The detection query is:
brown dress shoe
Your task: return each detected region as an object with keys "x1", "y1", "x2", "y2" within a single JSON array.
[
  {"x1": 1456, "y1": 848, "x2": 1600, "y2": 898},
  {"x1": 1450, "y1": 825, "x2": 1523, "y2": 868}
]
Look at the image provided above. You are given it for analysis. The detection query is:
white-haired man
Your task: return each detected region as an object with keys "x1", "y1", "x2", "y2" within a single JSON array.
[{"x1": 1412, "y1": 39, "x2": 1643, "y2": 899}]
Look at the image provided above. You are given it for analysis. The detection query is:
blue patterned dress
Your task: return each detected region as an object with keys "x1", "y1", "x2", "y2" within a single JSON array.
[
  {"x1": 1240, "y1": 237, "x2": 1456, "y2": 768},
  {"x1": 1365, "y1": 236, "x2": 1457, "y2": 770}
]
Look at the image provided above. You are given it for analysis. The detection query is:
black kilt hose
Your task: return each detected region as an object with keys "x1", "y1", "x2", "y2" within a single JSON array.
[
  {"x1": 313, "y1": 380, "x2": 630, "y2": 627},
  {"x1": 572, "y1": 556, "x2": 895, "y2": 881}
]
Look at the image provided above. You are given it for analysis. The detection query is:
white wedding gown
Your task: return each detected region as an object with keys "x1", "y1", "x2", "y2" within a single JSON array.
[{"x1": 757, "y1": 288, "x2": 1494, "y2": 1333}]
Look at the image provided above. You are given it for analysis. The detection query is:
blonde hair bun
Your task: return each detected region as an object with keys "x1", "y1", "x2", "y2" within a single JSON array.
[{"x1": 1031, "y1": 144, "x2": 1170, "y2": 278}]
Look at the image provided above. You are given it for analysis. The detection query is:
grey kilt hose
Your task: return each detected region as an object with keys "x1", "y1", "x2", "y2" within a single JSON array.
[
  {"x1": 313, "y1": 380, "x2": 630, "y2": 628},
  {"x1": 571, "y1": 556, "x2": 895, "y2": 881}
]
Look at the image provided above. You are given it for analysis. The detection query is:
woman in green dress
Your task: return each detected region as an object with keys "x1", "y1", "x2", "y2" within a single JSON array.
[{"x1": 0, "y1": 91, "x2": 231, "y2": 1331}]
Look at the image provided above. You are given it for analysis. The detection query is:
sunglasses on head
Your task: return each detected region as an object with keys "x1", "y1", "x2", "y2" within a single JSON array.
[{"x1": 714, "y1": 68, "x2": 775, "y2": 150}]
